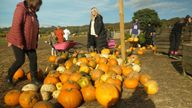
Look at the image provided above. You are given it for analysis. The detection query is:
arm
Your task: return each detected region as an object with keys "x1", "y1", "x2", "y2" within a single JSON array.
[{"x1": 95, "y1": 15, "x2": 104, "y2": 36}]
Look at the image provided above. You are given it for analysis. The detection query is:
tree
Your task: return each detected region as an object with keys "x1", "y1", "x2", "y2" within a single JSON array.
[{"x1": 132, "y1": 8, "x2": 161, "y2": 30}]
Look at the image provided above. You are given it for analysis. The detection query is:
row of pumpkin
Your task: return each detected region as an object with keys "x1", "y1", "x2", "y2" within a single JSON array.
[{"x1": 4, "y1": 48, "x2": 159, "y2": 108}]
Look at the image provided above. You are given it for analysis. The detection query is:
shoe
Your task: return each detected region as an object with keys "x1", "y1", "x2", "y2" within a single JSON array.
[{"x1": 6, "y1": 77, "x2": 15, "y2": 88}]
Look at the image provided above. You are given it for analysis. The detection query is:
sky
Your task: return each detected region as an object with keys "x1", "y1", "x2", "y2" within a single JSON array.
[{"x1": 0, "y1": 0, "x2": 192, "y2": 27}]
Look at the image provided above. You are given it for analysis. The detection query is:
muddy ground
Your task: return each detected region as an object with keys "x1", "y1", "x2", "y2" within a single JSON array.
[{"x1": 0, "y1": 36, "x2": 192, "y2": 108}]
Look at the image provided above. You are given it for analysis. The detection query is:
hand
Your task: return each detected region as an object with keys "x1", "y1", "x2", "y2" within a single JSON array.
[
  {"x1": 8, "y1": 42, "x2": 12, "y2": 47},
  {"x1": 95, "y1": 35, "x2": 98, "y2": 37},
  {"x1": 17, "y1": 45, "x2": 24, "y2": 49}
]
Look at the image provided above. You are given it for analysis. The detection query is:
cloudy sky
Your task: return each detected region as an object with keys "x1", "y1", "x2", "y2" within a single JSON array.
[{"x1": 0, "y1": 0, "x2": 191, "y2": 27}]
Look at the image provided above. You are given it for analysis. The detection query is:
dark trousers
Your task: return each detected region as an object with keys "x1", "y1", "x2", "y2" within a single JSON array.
[
  {"x1": 170, "y1": 32, "x2": 181, "y2": 51},
  {"x1": 88, "y1": 35, "x2": 97, "y2": 52},
  {"x1": 8, "y1": 45, "x2": 38, "y2": 80}
]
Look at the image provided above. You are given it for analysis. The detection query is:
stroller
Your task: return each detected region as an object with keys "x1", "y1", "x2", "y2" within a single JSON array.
[{"x1": 45, "y1": 33, "x2": 84, "y2": 56}]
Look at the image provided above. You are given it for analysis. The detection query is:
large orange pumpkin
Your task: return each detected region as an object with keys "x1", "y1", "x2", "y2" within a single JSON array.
[
  {"x1": 4, "y1": 89, "x2": 21, "y2": 106},
  {"x1": 123, "y1": 77, "x2": 139, "y2": 89},
  {"x1": 44, "y1": 76, "x2": 59, "y2": 85},
  {"x1": 13, "y1": 68, "x2": 24, "y2": 81},
  {"x1": 57, "y1": 88, "x2": 83, "y2": 108},
  {"x1": 106, "y1": 77, "x2": 122, "y2": 92},
  {"x1": 108, "y1": 58, "x2": 118, "y2": 66},
  {"x1": 62, "y1": 80, "x2": 80, "y2": 90},
  {"x1": 81, "y1": 85, "x2": 96, "y2": 102},
  {"x1": 90, "y1": 69, "x2": 104, "y2": 81},
  {"x1": 48, "y1": 55, "x2": 57, "y2": 63},
  {"x1": 96, "y1": 83, "x2": 119, "y2": 107},
  {"x1": 33, "y1": 101, "x2": 54, "y2": 108},
  {"x1": 19, "y1": 91, "x2": 40, "y2": 108}
]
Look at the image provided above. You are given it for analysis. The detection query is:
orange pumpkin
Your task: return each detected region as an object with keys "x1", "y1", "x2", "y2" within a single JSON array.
[
  {"x1": 64, "y1": 59, "x2": 73, "y2": 70},
  {"x1": 69, "y1": 72, "x2": 82, "y2": 82},
  {"x1": 96, "y1": 83, "x2": 119, "y2": 107},
  {"x1": 88, "y1": 60, "x2": 97, "y2": 68},
  {"x1": 57, "y1": 88, "x2": 82, "y2": 108},
  {"x1": 106, "y1": 77, "x2": 122, "y2": 92},
  {"x1": 137, "y1": 49, "x2": 144, "y2": 55},
  {"x1": 122, "y1": 66, "x2": 133, "y2": 77},
  {"x1": 13, "y1": 68, "x2": 24, "y2": 81},
  {"x1": 109, "y1": 65, "x2": 122, "y2": 75},
  {"x1": 123, "y1": 77, "x2": 139, "y2": 89},
  {"x1": 108, "y1": 58, "x2": 118, "y2": 66},
  {"x1": 48, "y1": 55, "x2": 57, "y2": 63},
  {"x1": 62, "y1": 80, "x2": 80, "y2": 90},
  {"x1": 139, "y1": 73, "x2": 151, "y2": 85},
  {"x1": 33, "y1": 101, "x2": 54, "y2": 108},
  {"x1": 4, "y1": 89, "x2": 21, "y2": 106},
  {"x1": 90, "y1": 69, "x2": 104, "y2": 81},
  {"x1": 79, "y1": 64, "x2": 90, "y2": 73},
  {"x1": 78, "y1": 57, "x2": 88, "y2": 65},
  {"x1": 47, "y1": 71, "x2": 61, "y2": 78},
  {"x1": 97, "y1": 63, "x2": 109, "y2": 73},
  {"x1": 59, "y1": 73, "x2": 71, "y2": 84},
  {"x1": 81, "y1": 85, "x2": 96, "y2": 102},
  {"x1": 44, "y1": 76, "x2": 59, "y2": 85},
  {"x1": 98, "y1": 57, "x2": 108, "y2": 64},
  {"x1": 27, "y1": 68, "x2": 43, "y2": 81},
  {"x1": 19, "y1": 91, "x2": 40, "y2": 108}
]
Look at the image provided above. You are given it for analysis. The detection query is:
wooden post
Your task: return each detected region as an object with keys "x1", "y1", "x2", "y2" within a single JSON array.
[{"x1": 119, "y1": 0, "x2": 126, "y2": 60}]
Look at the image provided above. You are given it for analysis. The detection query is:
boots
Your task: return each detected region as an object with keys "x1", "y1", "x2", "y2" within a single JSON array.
[{"x1": 31, "y1": 71, "x2": 41, "y2": 86}]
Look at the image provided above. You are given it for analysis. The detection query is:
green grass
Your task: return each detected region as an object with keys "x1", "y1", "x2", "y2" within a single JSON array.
[{"x1": 0, "y1": 37, "x2": 6, "y2": 46}]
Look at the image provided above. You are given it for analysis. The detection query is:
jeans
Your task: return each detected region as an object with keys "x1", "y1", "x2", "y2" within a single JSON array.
[
  {"x1": 170, "y1": 32, "x2": 181, "y2": 52},
  {"x1": 7, "y1": 45, "x2": 38, "y2": 80}
]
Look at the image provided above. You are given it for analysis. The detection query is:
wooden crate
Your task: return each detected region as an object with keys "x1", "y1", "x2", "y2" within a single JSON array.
[{"x1": 182, "y1": 43, "x2": 192, "y2": 76}]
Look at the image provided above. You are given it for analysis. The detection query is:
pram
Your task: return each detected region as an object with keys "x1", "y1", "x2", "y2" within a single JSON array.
[{"x1": 45, "y1": 39, "x2": 84, "y2": 56}]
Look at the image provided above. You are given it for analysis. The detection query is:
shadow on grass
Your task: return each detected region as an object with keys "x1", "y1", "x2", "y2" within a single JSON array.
[
  {"x1": 112, "y1": 86, "x2": 156, "y2": 108},
  {"x1": 171, "y1": 60, "x2": 183, "y2": 75}
]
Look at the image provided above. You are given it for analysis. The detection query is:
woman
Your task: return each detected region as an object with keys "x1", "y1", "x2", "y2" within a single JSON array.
[
  {"x1": 6, "y1": 0, "x2": 42, "y2": 85},
  {"x1": 87, "y1": 7, "x2": 107, "y2": 52}
]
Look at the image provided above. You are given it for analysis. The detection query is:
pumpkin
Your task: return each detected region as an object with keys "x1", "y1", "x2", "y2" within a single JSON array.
[
  {"x1": 4, "y1": 89, "x2": 21, "y2": 106},
  {"x1": 101, "y1": 48, "x2": 110, "y2": 55},
  {"x1": 56, "y1": 65, "x2": 66, "y2": 73},
  {"x1": 144, "y1": 80, "x2": 159, "y2": 95},
  {"x1": 77, "y1": 76, "x2": 90, "y2": 88},
  {"x1": 21, "y1": 83, "x2": 39, "y2": 92},
  {"x1": 44, "y1": 76, "x2": 59, "y2": 85},
  {"x1": 62, "y1": 80, "x2": 80, "y2": 90},
  {"x1": 19, "y1": 91, "x2": 40, "y2": 108},
  {"x1": 78, "y1": 57, "x2": 89, "y2": 65},
  {"x1": 122, "y1": 66, "x2": 133, "y2": 77},
  {"x1": 56, "y1": 82, "x2": 63, "y2": 90},
  {"x1": 133, "y1": 58, "x2": 141, "y2": 65},
  {"x1": 90, "y1": 69, "x2": 104, "y2": 81},
  {"x1": 97, "y1": 63, "x2": 109, "y2": 73},
  {"x1": 26, "y1": 68, "x2": 43, "y2": 81},
  {"x1": 108, "y1": 58, "x2": 118, "y2": 66},
  {"x1": 100, "y1": 74, "x2": 111, "y2": 82},
  {"x1": 132, "y1": 64, "x2": 141, "y2": 73},
  {"x1": 98, "y1": 57, "x2": 108, "y2": 64},
  {"x1": 128, "y1": 37, "x2": 134, "y2": 42},
  {"x1": 81, "y1": 85, "x2": 96, "y2": 102},
  {"x1": 96, "y1": 83, "x2": 119, "y2": 107},
  {"x1": 13, "y1": 68, "x2": 24, "y2": 81},
  {"x1": 79, "y1": 64, "x2": 90, "y2": 73},
  {"x1": 109, "y1": 65, "x2": 122, "y2": 75},
  {"x1": 33, "y1": 101, "x2": 54, "y2": 108},
  {"x1": 40, "y1": 91, "x2": 51, "y2": 101},
  {"x1": 48, "y1": 55, "x2": 57, "y2": 63},
  {"x1": 47, "y1": 70, "x2": 60, "y2": 78},
  {"x1": 133, "y1": 37, "x2": 139, "y2": 42},
  {"x1": 106, "y1": 77, "x2": 122, "y2": 92},
  {"x1": 140, "y1": 73, "x2": 151, "y2": 85},
  {"x1": 90, "y1": 52, "x2": 97, "y2": 57},
  {"x1": 57, "y1": 88, "x2": 83, "y2": 108},
  {"x1": 64, "y1": 60, "x2": 73, "y2": 70},
  {"x1": 69, "y1": 64, "x2": 80, "y2": 73},
  {"x1": 123, "y1": 77, "x2": 139, "y2": 89},
  {"x1": 94, "y1": 79, "x2": 104, "y2": 88},
  {"x1": 88, "y1": 60, "x2": 97, "y2": 68},
  {"x1": 137, "y1": 49, "x2": 144, "y2": 55},
  {"x1": 52, "y1": 90, "x2": 61, "y2": 99},
  {"x1": 40, "y1": 84, "x2": 56, "y2": 92},
  {"x1": 59, "y1": 73, "x2": 71, "y2": 84},
  {"x1": 69, "y1": 72, "x2": 82, "y2": 82}
]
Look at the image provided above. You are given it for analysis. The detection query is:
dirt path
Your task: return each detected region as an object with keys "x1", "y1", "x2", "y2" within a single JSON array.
[{"x1": 0, "y1": 36, "x2": 192, "y2": 108}]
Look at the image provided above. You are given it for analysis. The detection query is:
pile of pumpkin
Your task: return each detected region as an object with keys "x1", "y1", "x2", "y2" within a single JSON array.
[{"x1": 4, "y1": 48, "x2": 159, "y2": 108}]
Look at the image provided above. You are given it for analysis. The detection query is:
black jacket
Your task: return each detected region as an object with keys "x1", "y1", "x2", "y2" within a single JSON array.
[{"x1": 87, "y1": 15, "x2": 107, "y2": 51}]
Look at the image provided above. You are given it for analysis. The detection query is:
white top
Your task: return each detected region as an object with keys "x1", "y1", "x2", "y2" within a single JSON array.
[
  {"x1": 90, "y1": 20, "x2": 96, "y2": 36},
  {"x1": 63, "y1": 29, "x2": 70, "y2": 40}
]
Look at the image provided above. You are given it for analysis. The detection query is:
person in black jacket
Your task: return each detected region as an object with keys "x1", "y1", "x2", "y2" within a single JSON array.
[
  {"x1": 144, "y1": 23, "x2": 156, "y2": 46},
  {"x1": 87, "y1": 7, "x2": 107, "y2": 52},
  {"x1": 169, "y1": 18, "x2": 186, "y2": 58}
]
